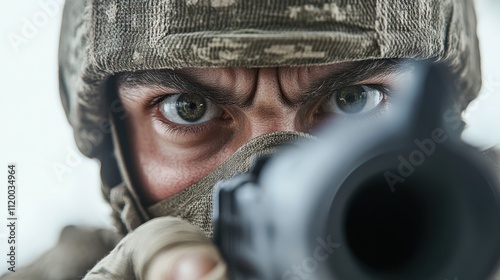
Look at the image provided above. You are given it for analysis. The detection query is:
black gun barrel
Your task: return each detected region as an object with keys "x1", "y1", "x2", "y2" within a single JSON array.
[{"x1": 214, "y1": 61, "x2": 500, "y2": 280}]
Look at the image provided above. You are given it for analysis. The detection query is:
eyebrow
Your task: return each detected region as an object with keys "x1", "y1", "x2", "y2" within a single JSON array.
[
  {"x1": 116, "y1": 59, "x2": 408, "y2": 107},
  {"x1": 299, "y1": 59, "x2": 408, "y2": 105}
]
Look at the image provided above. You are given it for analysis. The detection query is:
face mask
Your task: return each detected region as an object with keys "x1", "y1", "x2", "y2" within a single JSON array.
[{"x1": 147, "y1": 131, "x2": 313, "y2": 237}]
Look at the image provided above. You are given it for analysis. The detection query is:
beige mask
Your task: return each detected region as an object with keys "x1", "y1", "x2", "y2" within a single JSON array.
[
  {"x1": 148, "y1": 131, "x2": 313, "y2": 237},
  {"x1": 109, "y1": 130, "x2": 313, "y2": 237}
]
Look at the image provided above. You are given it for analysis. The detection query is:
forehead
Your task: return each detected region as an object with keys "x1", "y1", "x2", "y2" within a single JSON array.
[
  {"x1": 117, "y1": 60, "x2": 401, "y2": 88},
  {"x1": 177, "y1": 62, "x2": 355, "y2": 86},
  {"x1": 173, "y1": 63, "x2": 357, "y2": 97},
  {"x1": 116, "y1": 59, "x2": 407, "y2": 107}
]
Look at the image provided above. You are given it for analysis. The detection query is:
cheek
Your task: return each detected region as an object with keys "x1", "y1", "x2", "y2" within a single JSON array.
[
  {"x1": 126, "y1": 113, "x2": 236, "y2": 205},
  {"x1": 135, "y1": 152, "x2": 207, "y2": 205}
]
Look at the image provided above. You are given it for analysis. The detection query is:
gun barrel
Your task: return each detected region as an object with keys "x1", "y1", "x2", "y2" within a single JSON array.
[{"x1": 214, "y1": 62, "x2": 500, "y2": 280}]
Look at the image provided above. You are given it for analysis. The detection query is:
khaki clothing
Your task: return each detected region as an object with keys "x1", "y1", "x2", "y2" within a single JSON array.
[
  {"x1": 83, "y1": 217, "x2": 226, "y2": 280},
  {"x1": 13, "y1": 0, "x2": 488, "y2": 279},
  {"x1": 0, "y1": 226, "x2": 120, "y2": 280}
]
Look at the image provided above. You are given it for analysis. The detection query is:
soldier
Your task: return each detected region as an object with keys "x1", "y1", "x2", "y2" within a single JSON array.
[{"x1": 2, "y1": 0, "x2": 486, "y2": 279}]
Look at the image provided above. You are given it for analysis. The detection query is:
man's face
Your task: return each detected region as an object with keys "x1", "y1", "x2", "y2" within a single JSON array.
[{"x1": 117, "y1": 60, "x2": 411, "y2": 205}]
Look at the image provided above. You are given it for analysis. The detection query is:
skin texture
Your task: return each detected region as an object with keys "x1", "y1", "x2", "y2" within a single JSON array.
[
  {"x1": 112, "y1": 61, "x2": 416, "y2": 280},
  {"x1": 147, "y1": 245, "x2": 226, "y2": 280},
  {"x1": 118, "y1": 61, "x2": 412, "y2": 206}
]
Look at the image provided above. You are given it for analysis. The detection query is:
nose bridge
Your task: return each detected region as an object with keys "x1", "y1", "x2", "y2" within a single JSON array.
[
  {"x1": 251, "y1": 68, "x2": 283, "y2": 108},
  {"x1": 244, "y1": 68, "x2": 302, "y2": 137},
  {"x1": 247, "y1": 111, "x2": 298, "y2": 137}
]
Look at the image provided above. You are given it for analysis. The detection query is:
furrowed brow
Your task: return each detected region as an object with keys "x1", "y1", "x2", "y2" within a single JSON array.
[
  {"x1": 300, "y1": 59, "x2": 408, "y2": 105},
  {"x1": 116, "y1": 59, "x2": 409, "y2": 106},
  {"x1": 116, "y1": 69, "x2": 242, "y2": 105}
]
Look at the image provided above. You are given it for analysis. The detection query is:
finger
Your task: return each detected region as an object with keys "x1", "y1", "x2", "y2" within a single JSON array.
[{"x1": 146, "y1": 245, "x2": 227, "y2": 280}]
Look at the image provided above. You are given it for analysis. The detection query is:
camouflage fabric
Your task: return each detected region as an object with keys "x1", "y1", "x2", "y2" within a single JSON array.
[
  {"x1": 59, "y1": 0, "x2": 482, "y2": 234},
  {"x1": 148, "y1": 131, "x2": 314, "y2": 237},
  {"x1": 0, "y1": 226, "x2": 120, "y2": 280},
  {"x1": 82, "y1": 217, "x2": 227, "y2": 280}
]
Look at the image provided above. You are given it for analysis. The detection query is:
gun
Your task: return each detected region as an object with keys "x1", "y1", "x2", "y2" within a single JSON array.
[{"x1": 213, "y1": 61, "x2": 500, "y2": 280}]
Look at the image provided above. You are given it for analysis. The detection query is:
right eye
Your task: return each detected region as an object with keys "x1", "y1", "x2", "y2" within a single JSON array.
[
  {"x1": 159, "y1": 93, "x2": 223, "y2": 125},
  {"x1": 321, "y1": 85, "x2": 385, "y2": 115}
]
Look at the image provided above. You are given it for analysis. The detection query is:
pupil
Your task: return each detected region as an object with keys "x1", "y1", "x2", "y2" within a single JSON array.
[
  {"x1": 176, "y1": 93, "x2": 206, "y2": 122},
  {"x1": 336, "y1": 86, "x2": 368, "y2": 114}
]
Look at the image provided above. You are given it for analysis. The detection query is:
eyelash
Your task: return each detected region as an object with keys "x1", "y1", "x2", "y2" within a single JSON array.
[
  {"x1": 341, "y1": 102, "x2": 392, "y2": 123},
  {"x1": 147, "y1": 84, "x2": 393, "y2": 135},
  {"x1": 148, "y1": 95, "x2": 217, "y2": 136},
  {"x1": 152, "y1": 115, "x2": 214, "y2": 136},
  {"x1": 313, "y1": 84, "x2": 391, "y2": 121}
]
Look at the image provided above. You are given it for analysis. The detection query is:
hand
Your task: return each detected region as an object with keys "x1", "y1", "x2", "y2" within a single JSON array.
[
  {"x1": 147, "y1": 244, "x2": 226, "y2": 280},
  {"x1": 83, "y1": 217, "x2": 227, "y2": 280}
]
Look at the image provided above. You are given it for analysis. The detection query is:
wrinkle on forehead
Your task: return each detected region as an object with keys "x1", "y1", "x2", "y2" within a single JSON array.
[
  {"x1": 279, "y1": 62, "x2": 356, "y2": 96},
  {"x1": 177, "y1": 63, "x2": 358, "y2": 106},
  {"x1": 178, "y1": 68, "x2": 258, "y2": 102},
  {"x1": 116, "y1": 60, "x2": 404, "y2": 111}
]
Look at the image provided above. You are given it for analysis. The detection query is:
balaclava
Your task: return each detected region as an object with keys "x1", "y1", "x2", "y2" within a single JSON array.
[{"x1": 58, "y1": 0, "x2": 482, "y2": 236}]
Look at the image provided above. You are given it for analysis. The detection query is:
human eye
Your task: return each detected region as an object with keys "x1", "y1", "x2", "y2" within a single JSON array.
[
  {"x1": 158, "y1": 92, "x2": 223, "y2": 125},
  {"x1": 318, "y1": 85, "x2": 387, "y2": 119}
]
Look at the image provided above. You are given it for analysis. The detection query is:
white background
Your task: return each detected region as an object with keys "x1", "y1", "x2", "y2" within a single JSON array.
[{"x1": 0, "y1": 0, "x2": 499, "y2": 272}]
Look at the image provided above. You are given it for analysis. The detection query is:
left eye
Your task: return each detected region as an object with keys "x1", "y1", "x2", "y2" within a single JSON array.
[
  {"x1": 159, "y1": 93, "x2": 222, "y2": 124},
  {"x1": 321, "y1": 85, "x2": 385, "y2": 115}
]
